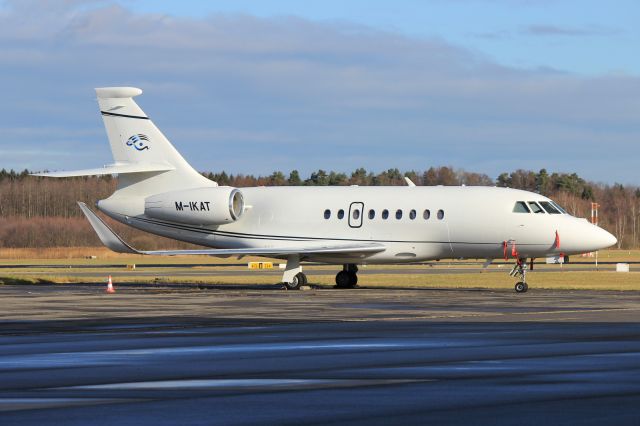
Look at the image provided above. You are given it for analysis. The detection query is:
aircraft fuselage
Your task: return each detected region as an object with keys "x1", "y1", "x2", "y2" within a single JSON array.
[{"x1": 98, "y1": 185, "x2": 615, "y2": 264}]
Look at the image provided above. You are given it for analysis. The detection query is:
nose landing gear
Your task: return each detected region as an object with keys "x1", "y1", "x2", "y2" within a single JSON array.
[
  {"x1": 510, "y1": 257, "x2": 529, "y2": 293},
  {"x1": 282, "y1": 254, "x2": 307, "y2": 290}
]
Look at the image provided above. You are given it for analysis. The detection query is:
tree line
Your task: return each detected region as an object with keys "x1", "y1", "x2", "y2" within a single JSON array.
[{"x1": 0, "y1": 167, "x2": 637, "y2": 249}]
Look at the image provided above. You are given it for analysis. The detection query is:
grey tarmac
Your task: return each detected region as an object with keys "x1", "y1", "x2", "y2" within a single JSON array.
[{"x1": 0, "y1": 285, "x2": 639, "y2": 425}]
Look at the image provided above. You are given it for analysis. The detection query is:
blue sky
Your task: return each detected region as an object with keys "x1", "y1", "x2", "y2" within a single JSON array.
[
  {"x1": 125, "y1": 0, "x2": 640, "y2": 76},
  {"x1": 1, "y1": 0, "x2": 639, "y2": 184}
]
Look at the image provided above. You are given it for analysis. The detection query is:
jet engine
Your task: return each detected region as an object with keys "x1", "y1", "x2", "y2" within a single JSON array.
[{"x1": 144, "y1": 187, "x2": 244, "y2": 226}]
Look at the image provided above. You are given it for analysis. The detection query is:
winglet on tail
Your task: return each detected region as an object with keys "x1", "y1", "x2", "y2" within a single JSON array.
[{"x1": 77, "y1": 202, "x2": 140, "y2": 254}]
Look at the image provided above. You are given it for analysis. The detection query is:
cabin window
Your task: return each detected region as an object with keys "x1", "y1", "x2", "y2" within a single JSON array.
[
  {"x1": 382, "y1": 209, "x2": 389, "y2": 219},
  {"x1": 396, "y1": 209, "x2": 403, "y2": 220},
  {"x1": 409, "y1": 209, "x2": 417, "y2": 220},
  {"x1": 513, "y1": 201, "x2": 530, "y2": 213},
  {"x1": 368, "y1": 209, "x2": 376, "y2": 219},
  {"x1": 528, "y1": 201, "x2": 545, "y2": 213},
  {"x1": 324, "y1": 209, "x2": 331, "y2": 219},
  {"x1": 352, "y1": 209, "x2": 360, "y2": 220},
  {"x1": 539, "y1": 201, "x2": 561, "y2": 214},
  {"x1": 423, "y1": 209, "x2": 431, "y2": 220},
  {"x1": 337, "y1": 209, "x2": 345, "y2": 219},
  {"x1": 437, "y1": 209, "x2": 445, "y2": 220}
]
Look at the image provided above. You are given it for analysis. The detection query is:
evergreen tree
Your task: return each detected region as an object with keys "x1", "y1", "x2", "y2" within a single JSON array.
[
  {"x1": 287, "y1": 170, "x2": 301, "y2": 186},
  {"x1": 268, "y1": 171, "x2": 286, "y2": 186}
]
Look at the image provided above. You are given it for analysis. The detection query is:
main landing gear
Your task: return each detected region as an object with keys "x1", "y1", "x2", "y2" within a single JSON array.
[
  {"x1": 280, "y1": 257, "x2": 360, "y2": 290},
  {"x1": 335, "y1": 264, "x2": 358, "y2": 289},
  {"x1": 510, "y1": 257, "x2": 529, "y2": 293}
]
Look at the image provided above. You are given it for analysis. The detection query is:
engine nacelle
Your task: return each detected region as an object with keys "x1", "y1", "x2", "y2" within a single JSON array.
[{"x1": 144, "y1": 187, "x2": 244, "y2": 226}]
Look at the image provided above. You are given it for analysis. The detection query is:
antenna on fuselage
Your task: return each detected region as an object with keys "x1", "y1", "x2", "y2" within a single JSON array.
[{"x1": 404, "y1": 177, "x2": 416, "y2": 187}]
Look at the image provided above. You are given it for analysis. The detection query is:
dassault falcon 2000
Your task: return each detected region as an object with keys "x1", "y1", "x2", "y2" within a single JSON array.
[{"x1": 37, "y1": 87, "x2": 617, "y2": 293}]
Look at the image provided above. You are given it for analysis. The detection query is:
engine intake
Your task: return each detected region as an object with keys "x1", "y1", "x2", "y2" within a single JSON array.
[{"x1": 144, "y1": 187, "x2": 244, "y2": 226}]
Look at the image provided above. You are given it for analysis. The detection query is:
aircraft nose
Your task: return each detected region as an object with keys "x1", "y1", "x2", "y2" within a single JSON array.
[
  {"x1": 601, "y1": 228, "x2": 617, "y2": 248},
  {"x1": 560, "y1": 220, "x2": 617, "y2": 253},
  {"x1": 592, "y1": 226, "x2": 617, "y2": 249}
]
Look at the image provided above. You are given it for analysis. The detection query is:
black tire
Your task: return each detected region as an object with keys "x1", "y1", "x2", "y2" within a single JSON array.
[
  {"x1": 349, "y1": 272, "x2": 358, "y2": 287},
  {"x1": 336, "y1": 271, "x2": 358, "y2": 288},
  {"x1": 515, "y1": 282, "x2": 527, "y2": 293},
  {"x1": 335, "y1": 271, "x2": 352, "y2": 288},
  {"x1": 284, "y1": 272, "x2": 306, "y2": 290},
  {"x1": 299, "y1": 272, "x2": 308, "y2": 286}
]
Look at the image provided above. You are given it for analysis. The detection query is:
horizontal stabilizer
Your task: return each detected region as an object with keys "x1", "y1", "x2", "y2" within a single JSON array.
[
  {"x1": 32, "y1": 162, "x2": 175, "y2": 178},
  {"x1": 77, "y1": 202, "x2": 386, "y2": 257}
]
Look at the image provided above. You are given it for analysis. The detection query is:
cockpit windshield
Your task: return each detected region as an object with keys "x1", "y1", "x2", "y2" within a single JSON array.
[
  {"x1": 514, "y1": 200, "x2": 567, "y2": 215},
  {"x1": 539, "y1": 201, "x2": 561, "y2": 214},
  {"x1": 550, "y1": 201, "x2": 567, "y2": 214},
  {"x1": 513, "y1": 201, "x2": 530, "y2": 213},
  {"x1": 528, "y1": 202, "x2": 545, "y2": 214}
]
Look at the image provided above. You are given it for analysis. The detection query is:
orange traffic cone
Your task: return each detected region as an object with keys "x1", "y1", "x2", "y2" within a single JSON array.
[{"x1": 106, "y1": 275, "x2": 116, "y2": 294}]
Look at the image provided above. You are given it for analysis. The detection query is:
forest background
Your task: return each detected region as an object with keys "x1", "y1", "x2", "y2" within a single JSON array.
[{"x1": 0, "y1": 167, "x2": 634, "y2": 250}]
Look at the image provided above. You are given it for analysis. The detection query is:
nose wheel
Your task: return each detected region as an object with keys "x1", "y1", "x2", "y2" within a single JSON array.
[
  {"x1": 510, "y1": 258, "x2": 529, "y2": 293},
  {"x1": 284, "y1": 272, "x2": 307, "y2": 290},
  {"x1": 514, "y1": 281, "x2": 528, "y2": 293},
  {"x1": 282, "y1": 255, "x2": 307, "y2": 290}
]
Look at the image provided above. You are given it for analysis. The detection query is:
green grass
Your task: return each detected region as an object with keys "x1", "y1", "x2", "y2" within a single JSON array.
[
  {"x1": 0, "y1": 276, "x2": 58, "y2": 285},
  {"x1": 1, "y1": 248, "x2": 638, "y2": 265},
  {"x1": 1, "y1": 248, "x2": 639, "y2": 291},
  {"x1": 357, "y1": 272, "x2": 640, "y2": 291},
  {"x1": 2, "y1": 269, "x2": 639, "y2": 291}
]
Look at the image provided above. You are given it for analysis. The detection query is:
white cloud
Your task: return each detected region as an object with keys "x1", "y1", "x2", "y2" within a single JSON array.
[
  {"x1": 523, "y1": 24, "x2": 620, "y2": 37},
  {"x1": 0, "y1": 1, "x2": 638, "y2": 183}
]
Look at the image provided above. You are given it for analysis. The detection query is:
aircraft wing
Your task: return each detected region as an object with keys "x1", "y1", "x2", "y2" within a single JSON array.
[{"x1": 77, "y1": 202, "x2": 386, "y2": 257}]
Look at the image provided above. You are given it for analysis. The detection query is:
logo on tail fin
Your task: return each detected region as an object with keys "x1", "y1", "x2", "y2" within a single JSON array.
[{"x1": 126, "y1": 134, "x2": 150, "y2": 151}]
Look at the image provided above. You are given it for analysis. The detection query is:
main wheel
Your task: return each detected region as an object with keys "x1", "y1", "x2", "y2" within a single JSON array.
[
  {"x1": 335, "y1": 271, "x2": 351, "y2": 288},
  {"x1": 349, "y1": 272, "x2": 358, "y2": 287},
  {"x1": 336, "y1": 271, "x2": 357, "y2": 288},
  {"x1": 514, "y1": 282, "x2": 528, "y2": 293},
  {"x1": 284, "y1": 272, "x2": 307, "y2": 290}
]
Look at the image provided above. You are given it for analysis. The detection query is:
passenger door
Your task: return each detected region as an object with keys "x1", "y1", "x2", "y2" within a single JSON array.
[{"x1": 348, "y1": 202, "x2": 364, "y2": 228}]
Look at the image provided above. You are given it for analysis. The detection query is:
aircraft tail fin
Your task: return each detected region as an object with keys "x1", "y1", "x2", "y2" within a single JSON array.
[
  {"x1": 37, "y1": 87, "x2": 214, "y2": 197},
  {"x1": 96, "y1": 88, "x2": 187, "y2": 169},
  {"x1": 95, "y1": 87, "x2": 213, "y2": 195}
]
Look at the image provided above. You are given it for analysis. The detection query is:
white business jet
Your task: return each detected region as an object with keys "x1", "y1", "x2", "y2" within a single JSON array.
[{"x1": 37, "y1": 87, "x2": 617, "y2": 292}]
